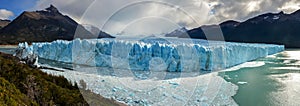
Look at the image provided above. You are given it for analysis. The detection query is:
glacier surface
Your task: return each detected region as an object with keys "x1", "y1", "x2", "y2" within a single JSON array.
[
  {"x1": 19, "y1": 37, "x2": 284, "y2": 71},
  {"x1": 40, "y1": 66, "x2": 239, "y2": 106}
]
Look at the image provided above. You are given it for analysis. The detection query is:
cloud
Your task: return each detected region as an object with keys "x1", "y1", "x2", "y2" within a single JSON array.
[
  {"x1": 32, "y1": 0, "x2": 300, "y2": 36},
  {"x1": 206, "y1": 0, "x2": 300, "y2": 22},
  {"x1": 279, "y1": 0, "x2": 300, "y2": 13},
  {"x1": 0, "y1": 9, "x2": 14, "y2": 20}
]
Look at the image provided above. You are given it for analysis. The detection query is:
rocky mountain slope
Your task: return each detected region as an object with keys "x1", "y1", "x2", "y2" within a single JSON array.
[
  {"x1": 0, "y1": 19, "x2": 10, "y2": 29},
  {"x1": 0, "y1": 5, "x2": 114, "y2": 45},
  {"x1": 168, "y1": 10, "x2": 300, "y2": 48}
]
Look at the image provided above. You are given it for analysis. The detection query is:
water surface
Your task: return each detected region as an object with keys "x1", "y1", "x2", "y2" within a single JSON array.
[{"x1": 219, "y1": 50, "x2": 300, "y2": 106}]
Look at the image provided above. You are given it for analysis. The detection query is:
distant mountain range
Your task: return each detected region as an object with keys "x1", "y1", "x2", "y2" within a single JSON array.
[
  {"x1": 168, "y1": 10, "x2": 300, "y2": 48},
  {"x1": 1, "y1": 5, "x2": 300, "y2": 47},
  {"x1": 82, "y1": 24, "x2": 113, "y2": 38},
  {"x1": 165, "y1": 27, "x2": 188, "y2": 37},
  {"x1": 0, "y1": 5, "x2": 114, "y2": 45}
]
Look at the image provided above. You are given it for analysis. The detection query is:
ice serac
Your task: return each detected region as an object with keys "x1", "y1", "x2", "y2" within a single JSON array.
[
  {"x1": 20, "y1": 38, "x2": 284, "y2": 71},
  {"x1": 14, "y1": 42, "x2": 39, "y2": 67}
]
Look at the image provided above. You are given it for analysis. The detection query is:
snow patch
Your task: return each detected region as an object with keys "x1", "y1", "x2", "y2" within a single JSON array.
[{"x1": 273, "y1": 16, "x2": 280, "y2": 20}]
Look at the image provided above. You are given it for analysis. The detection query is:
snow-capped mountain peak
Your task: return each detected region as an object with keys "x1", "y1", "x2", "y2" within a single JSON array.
[{"x1": 165, "y1": 27, "x2": 188, "y2": 37}]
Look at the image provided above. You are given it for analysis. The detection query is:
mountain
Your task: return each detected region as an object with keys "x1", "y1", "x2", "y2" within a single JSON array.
[
  {"x1": 0, "y1": 5, "x2": 114, "y2": 45},
  {"x1": 82, "y1": 24, "x2": 100, "y2": 35},
  {"x1": 181, "y1": 10, "x2": 300, "y2": 48},
  {"x1": 82, "y1": 24, "x2": 115, "y2": 38},
  {"x1": 165, "y1": 27, "x2": 188, "y2": 37},
  {"x1": 0, "y1": 19, "x2": 10, "y2": 29}
]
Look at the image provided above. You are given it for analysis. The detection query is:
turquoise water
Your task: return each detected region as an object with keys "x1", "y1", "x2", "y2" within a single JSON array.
[
  {"x1": 219, "y1": 50, "x2": 300, "y2": 106},
  {"x1": 0, "y1": 47, "x2": 16, "y2": 54}
]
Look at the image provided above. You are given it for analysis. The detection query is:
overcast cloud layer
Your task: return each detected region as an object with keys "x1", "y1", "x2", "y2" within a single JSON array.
[{"x1": 30, "y1": 0, "x2": 300, "y2": 36}]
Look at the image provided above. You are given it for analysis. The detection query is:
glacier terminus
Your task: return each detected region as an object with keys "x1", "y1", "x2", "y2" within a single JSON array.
[{"x1": 17, "y1": 37, "x2": 284, "y2": 72}]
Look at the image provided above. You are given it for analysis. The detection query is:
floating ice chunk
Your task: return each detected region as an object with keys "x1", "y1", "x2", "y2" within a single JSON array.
[
  {"x1": 223, "y1": 61, "x2": 266, "y2": 72},
  {"x1": 237, "y1": 81, "x2": 248, "y2": 85}
]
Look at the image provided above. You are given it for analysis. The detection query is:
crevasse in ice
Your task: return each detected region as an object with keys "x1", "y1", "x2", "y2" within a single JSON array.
[{"x1": 19, "y1": 37, "x2": 284, "y2": 71}]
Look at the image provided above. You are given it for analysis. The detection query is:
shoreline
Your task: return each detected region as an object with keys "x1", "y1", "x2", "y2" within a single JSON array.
[{"x1": 0, "y1": 45, "x2": 18, "y2": 48}]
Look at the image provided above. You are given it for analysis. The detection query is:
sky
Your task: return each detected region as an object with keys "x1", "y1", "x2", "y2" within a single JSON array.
[
  {"x1": 0, "y1": 0, "x2": 37, "y2": 19},
  {"x1": 1, "y1": 0, "x2": 300, "y2": 36}
]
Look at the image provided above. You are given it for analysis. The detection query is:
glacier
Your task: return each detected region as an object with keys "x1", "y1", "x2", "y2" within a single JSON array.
[
  {"x1": 40, "y1": 67, "x2": 239, "y2": 106},
  {"x1": 19, "y1": 37, "x2": 284, "y2": 71}
]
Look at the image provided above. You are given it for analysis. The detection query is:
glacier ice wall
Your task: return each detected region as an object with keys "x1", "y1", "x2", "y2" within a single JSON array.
[{"x1": 20, "y1": 38, "x2": 284, "y2": 71}]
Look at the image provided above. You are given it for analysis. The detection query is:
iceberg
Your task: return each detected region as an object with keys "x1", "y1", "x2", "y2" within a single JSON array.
[{"x1": 18, "y1": 37, "x2": 284, "y2": 71}]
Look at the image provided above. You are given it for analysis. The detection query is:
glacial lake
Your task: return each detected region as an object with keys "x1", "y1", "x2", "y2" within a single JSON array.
[
  {"x1": 1, "y1": 47, "x2": 299, "y2": 106},
  {"x1": 219, "y1": 49, "x2": 300, "y2": 106}
]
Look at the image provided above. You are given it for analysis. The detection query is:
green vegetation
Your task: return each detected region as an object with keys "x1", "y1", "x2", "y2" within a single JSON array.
[
  {"x1": 0, "y1": 53, "x2": 123, "y2": 106},
  {"x1": 0, "y1": 77, "x2": 37, "y2": 105}
]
